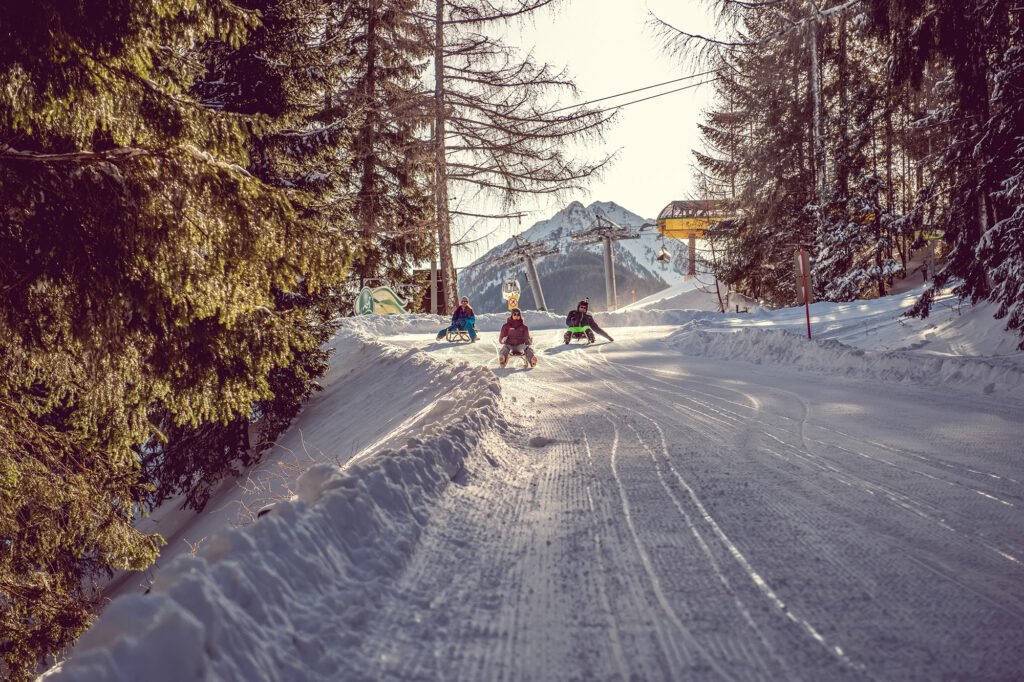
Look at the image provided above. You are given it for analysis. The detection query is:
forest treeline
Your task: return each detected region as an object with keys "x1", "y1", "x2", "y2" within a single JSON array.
[
  {"x1": 658, "y1": 0, "x2": 1022, "y2": 338},
  {"x1": 0, "y1": 0, "x2": 610, "y2": 678}
]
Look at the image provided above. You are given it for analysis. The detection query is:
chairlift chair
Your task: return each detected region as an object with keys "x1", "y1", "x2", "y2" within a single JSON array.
[
  {"x1": 502, "y1": 278, "x2": 521, "y2": 298},
  {"x1": 502, "y1": 277, "x2": 522, "y2": 310}
]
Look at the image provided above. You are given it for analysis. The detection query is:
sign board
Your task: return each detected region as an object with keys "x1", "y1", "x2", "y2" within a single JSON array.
[{"x1": 354, "y1": 286, "x2": 409, "y2": 315}]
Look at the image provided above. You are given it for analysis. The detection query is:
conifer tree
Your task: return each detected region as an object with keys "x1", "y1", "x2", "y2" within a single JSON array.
[
  {"x1": 337, "y1": 0, "x2": 437, "y2": 287},
  {"x1": 979, "y1": 27, "x2": 1024, "y2": 347},
  {"x1": 659, "y1": 0, "x2": 956, "y2": 305},
  {"x1": 141, "y1": 0, "x2": 357, "y2": 511},
  {"x1": 659, "y1": 1, "x2": 821, "y2": 305},
  {"x1": 863, "y1": 0, "x2": 1024, "y2": 347},
  {"x1": 0, "y1": 1, "x2": 348, "y2": 675}
]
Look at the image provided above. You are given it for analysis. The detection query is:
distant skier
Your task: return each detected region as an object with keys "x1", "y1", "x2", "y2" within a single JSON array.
[
  {"x1": 564, "y1": 299, "x2": 613, "y2": 344},
  {"x1": 436, "y1": 296, "x2": 478, "y2": 342},
  {"x1": 498, "y1": 308, "x2": 538, "y2": 367}
]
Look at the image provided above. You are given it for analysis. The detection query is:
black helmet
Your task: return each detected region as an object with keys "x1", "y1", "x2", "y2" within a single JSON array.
[{"x1": 509, "y1": 307, "x2": 522, "y2": 316}]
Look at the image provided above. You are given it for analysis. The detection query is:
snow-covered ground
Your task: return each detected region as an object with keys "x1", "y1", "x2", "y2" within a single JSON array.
[{"x1": 47, "y1": 284, "x2": 1024, "y2": 681}]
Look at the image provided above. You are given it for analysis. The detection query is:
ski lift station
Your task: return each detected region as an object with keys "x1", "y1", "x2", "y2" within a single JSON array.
[{"x1": 656, "y1": 199, "x2": 731, "y2": 276}]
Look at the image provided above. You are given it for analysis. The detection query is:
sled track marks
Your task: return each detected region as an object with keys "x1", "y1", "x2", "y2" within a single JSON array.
[
  {"x1": 356, "y1": 337, "x2": 1024, "y2": 680},
  {"x1": 593, "y1": 350, "x2": 1024, "y2": 566},
  {"x1": 602, "y1": 352, "x2": 1024, "y2": 498},
  {"x1": 548, "y1": 353, "x2": 864, "y2": 677},
  {"x1": 584, "y1": 344, "x2": 1024, "y2": 674},
  {"x1": 544, "y1": 351, "x2": 858, "y2": 680}
]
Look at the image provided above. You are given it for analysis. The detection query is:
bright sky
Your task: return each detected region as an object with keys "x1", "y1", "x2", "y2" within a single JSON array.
[{"x1": 453, "y1": 0, "x2": 718, "y2": 266}]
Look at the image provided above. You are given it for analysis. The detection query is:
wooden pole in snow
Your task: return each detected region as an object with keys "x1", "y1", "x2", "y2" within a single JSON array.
[{"x1": 799, "y1": 247, "x2": 812, "y2": 339}]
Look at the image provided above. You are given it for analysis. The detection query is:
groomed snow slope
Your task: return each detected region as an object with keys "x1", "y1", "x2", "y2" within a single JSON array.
[{"x1": 48, "y1": 287, "x2": 1024, "y2": 681}]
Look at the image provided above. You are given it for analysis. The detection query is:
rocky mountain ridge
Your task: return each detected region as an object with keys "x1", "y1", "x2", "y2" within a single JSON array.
[{"x1": 459, "y1": 200, "x2": 689, "y2": 314}]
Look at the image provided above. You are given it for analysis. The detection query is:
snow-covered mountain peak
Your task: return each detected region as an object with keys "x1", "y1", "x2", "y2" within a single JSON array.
[
  {"x1": 517, "y1": 200, "x2": 649, "y2": 246},
  {"x1": 459, "y1": 199, "x2": 690, "y2": 313}
]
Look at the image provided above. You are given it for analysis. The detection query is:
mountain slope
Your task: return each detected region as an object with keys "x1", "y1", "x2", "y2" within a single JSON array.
[{"x1": 459, "y1": 201, "x2": 689, "y2": 313}]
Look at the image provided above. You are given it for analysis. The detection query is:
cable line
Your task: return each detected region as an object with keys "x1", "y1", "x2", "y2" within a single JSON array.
[
  {"x1": 550, "y1": 68, "x2": 722, "y2": 113},
  {"x1": 594, "y1": 77, "x2": 720, "y2": 114}
]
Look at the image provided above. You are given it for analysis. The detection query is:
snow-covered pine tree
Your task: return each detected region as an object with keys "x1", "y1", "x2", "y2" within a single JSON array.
[
  {"x1": 814, "y1": 30, "x2": 903, "y2": 301},
  {"x1": 979, "y1": 25, "x2": 1024, "y2": 348},
  {"x1": 660, "y1": 0, "x2": 953, "y2": 305},
  {"x1": 659, "y1": 0, "x2": 821, "y2": 305},
  {"x1": 864, "y1": 0, "x2": 1024, "y2": 346},
  {"x1": 0, "y1": 1, "x2": 346, "y2": 676}
]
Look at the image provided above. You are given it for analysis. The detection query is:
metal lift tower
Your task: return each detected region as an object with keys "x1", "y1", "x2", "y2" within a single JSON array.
[
  {"x1": 570, "y1": 214, "x2": 645, "y2": 311},
  {"x1": 488, "y1": 235, "x2": 558, "y2": 311}
]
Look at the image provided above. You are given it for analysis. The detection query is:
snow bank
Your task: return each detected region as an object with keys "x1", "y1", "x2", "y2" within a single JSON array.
[
  {"x1": 48, "y1": 332, "x2": 504, "y2": 682},
  {"x1": 667, "y1": 323, "x2": 1024, "y2": 396}
]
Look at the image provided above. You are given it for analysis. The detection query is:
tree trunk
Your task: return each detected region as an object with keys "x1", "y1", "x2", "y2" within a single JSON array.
[
  {"x1": 837, "y1": 12, "x2": 849, "y2": 200},
  {"x1": 358, "y1": 0, "x2": 378, "y2": 284},
  {"x1": 809, "y1": 17, "x2": 825, "y2": 203},
  {"x1": 433, "y1": 0, "x2": 457, "y2": 311}
]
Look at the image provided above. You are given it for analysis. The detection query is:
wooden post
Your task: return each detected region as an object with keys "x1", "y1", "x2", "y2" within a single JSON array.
[
  {"x1": 688, "y1": 233, "x2": 697, "y2": 277},
  {"x1": 799, "y1": 247, "x2": 812, "y2": 339}
]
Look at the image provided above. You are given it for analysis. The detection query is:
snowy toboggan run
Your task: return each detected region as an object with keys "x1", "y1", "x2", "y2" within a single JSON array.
[{"x1": 48, "y1": 289, "x2": 1024, "y2": 681}]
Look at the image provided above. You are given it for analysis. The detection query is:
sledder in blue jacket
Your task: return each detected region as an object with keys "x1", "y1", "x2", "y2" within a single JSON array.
[{"x1": 436, "y1": 296, "x2": 478, "y2": 341}]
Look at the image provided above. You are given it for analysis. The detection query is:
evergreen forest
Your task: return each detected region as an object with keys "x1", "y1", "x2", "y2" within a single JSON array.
[{"x1": 658, "y1": 0, "x2": 1023, "y2": 336}]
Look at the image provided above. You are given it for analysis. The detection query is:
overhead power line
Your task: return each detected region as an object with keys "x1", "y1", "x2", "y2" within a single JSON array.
[
  {"x1": 442, "y1": 71, "x2": 721, "y2": 142},
  {"x1": 593, "y1": 77, "x2": 720, "y2": 114},
  {"x1": 549, "y1": 68, "x2": 723, "y2": 114}
]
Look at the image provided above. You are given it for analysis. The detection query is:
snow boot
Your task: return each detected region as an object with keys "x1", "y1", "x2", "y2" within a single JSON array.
[
  {"x1": 586, "y1": 330, "x2": 596, "y2": 344},
  {"x1": 563, "y1": 331, "x2": 571, "y2": 344},
  {"x1": 498, "y1": 355, "x2": 507, "y2": 368},
  {"x1": 529, "y1": 356, "x2": 538, "y2": 368}
]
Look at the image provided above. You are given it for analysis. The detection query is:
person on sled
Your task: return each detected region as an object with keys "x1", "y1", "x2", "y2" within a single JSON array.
[
  {"x1": 564, "y1": 299, "x2": 614, "y2": 344},
  {"x1": 498, "y1": 308, "x2": 538, "y2": 367},
  {"x1": 436, "y1": 295, "x2": 478, "y2": 342}
]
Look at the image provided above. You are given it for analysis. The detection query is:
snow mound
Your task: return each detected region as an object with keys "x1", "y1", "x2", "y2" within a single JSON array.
[
  {"x1": 667, "y1": 324, "x2": 1024, "y2": 396},
  {"x1": 49, "y1": 334, "x2": 503, "y2": 682}
]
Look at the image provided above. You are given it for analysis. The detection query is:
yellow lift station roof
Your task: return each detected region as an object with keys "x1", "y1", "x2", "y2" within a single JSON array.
[{"x1": 656, "y1": 200, "x2": 730, "y2": 239}]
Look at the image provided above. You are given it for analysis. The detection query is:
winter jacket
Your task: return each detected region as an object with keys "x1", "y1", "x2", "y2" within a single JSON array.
[
  {"x1": 499, "y1": 317, "x2": 531, "y2": 346},
  {"x1": 566, "y1": 309, "x2": 613, "y2": 341},
  {"x1": 451, "y1": 305, "x2": 475, "y2": 328}
]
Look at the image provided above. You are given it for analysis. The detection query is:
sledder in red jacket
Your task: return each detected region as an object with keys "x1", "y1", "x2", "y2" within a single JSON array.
[{"x1": 498, "y1": 308, "x2": 537, "y2": 367}]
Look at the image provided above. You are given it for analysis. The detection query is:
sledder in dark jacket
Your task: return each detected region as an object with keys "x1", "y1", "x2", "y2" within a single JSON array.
[
  {"x1": 498, "y1": 308, "x2": 538, "y2": 367},
  {"x1": 564, "y1": 299, "x2": 613, "y2": 344}
]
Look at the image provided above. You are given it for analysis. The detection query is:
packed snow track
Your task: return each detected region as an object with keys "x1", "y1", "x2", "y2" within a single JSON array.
[
  {"x1": 50, "y1": 313, "x2": 1024, "y2": 682},
  {"x1": 350, "y1": 326, "x2": 1024, "y2": 681}
]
